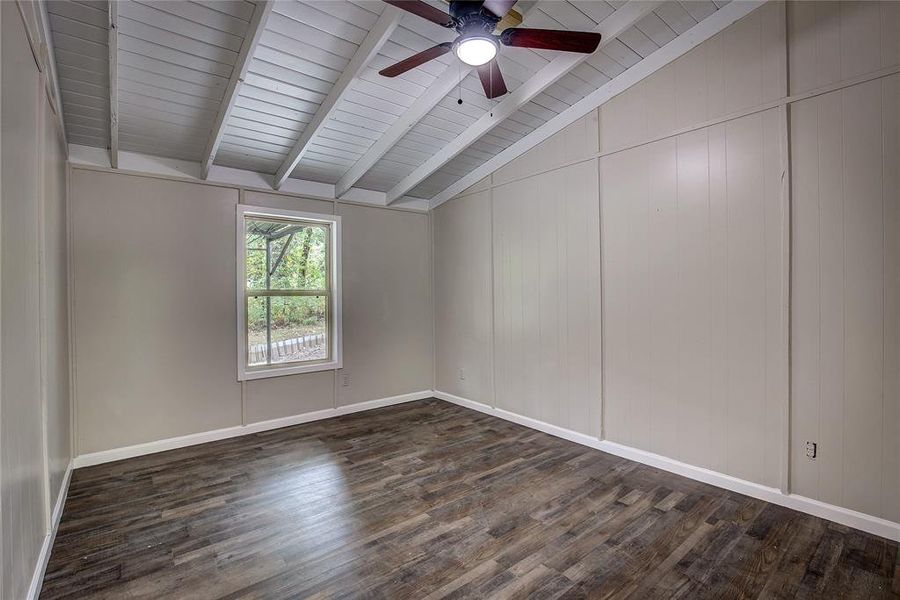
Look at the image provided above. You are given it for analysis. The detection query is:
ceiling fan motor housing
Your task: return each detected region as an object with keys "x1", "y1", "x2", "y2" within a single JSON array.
[{"x1": 449, "y1": 1, "x2": 501, "y2": 35}]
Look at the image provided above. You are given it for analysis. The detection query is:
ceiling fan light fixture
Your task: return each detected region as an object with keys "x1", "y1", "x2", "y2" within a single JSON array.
[{"x1": 454, "y1": 36, "x2": 498, "y2": 66}]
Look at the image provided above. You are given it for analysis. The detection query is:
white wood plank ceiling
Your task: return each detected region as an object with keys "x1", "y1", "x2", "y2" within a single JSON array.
[
  {"x1": 46, "y1": 0, "x2": 733, "y2": 202},
  {"x1": 47, "y1": 0, "x2": 111, "y2": 148}
]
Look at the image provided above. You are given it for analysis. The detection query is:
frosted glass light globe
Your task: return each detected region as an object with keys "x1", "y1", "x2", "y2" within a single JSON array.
[{"x1": 455, "y1": 37, "x2": 498, "y2": 66}]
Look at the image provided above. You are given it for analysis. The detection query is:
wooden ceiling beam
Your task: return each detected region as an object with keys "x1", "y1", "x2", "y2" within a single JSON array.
[
  {"x1": 200, "y1": 1, "x2": 274, "y2": 180},
  {"x1": 272, "y1": 6, "x2": 402, "y2": 190},
  {"x1": 108, "y1": 0, "x2": 118, "y2": 168},
  {"x1": 333, "y1": 62, "x2": 471, "y2": 199}
]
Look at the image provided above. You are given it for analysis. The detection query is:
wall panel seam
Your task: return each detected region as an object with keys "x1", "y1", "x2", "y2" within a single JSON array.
[
  {"x1": 37, "y1": 73, "x2": 52, "y2": 530},
  {"x1": 880, "y1": 76, "x2": 886, "y2": 518},
  {"x1": 778, "y1": 0, "x2": 791, "y2": 497},
  {"x1": 489, "y1": 184, "x2": 496, "y2": 410}
]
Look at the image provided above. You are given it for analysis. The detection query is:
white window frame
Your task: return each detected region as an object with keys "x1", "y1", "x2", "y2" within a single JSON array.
[{"x1": 236, "y1": 204, "x2": 342, "y2": 381}]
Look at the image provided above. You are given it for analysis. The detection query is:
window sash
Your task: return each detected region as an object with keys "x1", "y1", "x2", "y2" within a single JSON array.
[
  {"x1": 243, "y1": 294, "x2": 332, "y2": 368},
  {"x1": 237, "y1": 205, "x2": 342, "y2": 382},
  {"x1": 244, "y1": 215, "x2": 333, "y2": 370}
]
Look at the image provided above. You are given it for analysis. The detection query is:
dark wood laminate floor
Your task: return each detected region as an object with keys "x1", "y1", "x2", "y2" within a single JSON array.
[{"x1": 42, "y1": 399, "x2": 899, "y2": 599}]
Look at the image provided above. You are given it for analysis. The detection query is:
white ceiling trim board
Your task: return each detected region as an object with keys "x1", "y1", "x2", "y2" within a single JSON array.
[
  {"x1": 108, "y1": 1, "x2": 118, "y2": 168},
  {"x1": 200, "y1": 1, "x2": 274, "y2": 180},
  {"x1": 66, "y1": 143, "x2": 430, "y2": 212},
  {"x1": 384, "y1": 0, "x2": 663, "y2": 205},
  {"x1": 272, "y1": 6, "x2": 402, "y2": 190},
  {"x1": 429, "y1": 0, "x2": 767, "y2": 208}
]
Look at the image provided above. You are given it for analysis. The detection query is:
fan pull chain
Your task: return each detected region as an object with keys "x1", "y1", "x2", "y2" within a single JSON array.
[
  {"x1": 490, "y1": 63, "x2": 495, "y2": 117},
  {"x1": 457, "y1": 61, "x2": 463, "y2": 105}
]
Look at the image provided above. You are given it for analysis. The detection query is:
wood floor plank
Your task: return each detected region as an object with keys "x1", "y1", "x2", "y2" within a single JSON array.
[{"x1": 41, "y1": 399, "x2": 899, "y2": 599}]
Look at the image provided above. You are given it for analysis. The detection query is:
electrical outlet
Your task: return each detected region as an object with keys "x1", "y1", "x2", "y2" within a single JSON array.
[
  {"x1": 458, "y1": 368, "x2": 466, "y2": 381},
  {"x1": 341, "y1": 374, "x2": 350, "y2": 387},
  {"x1": 806, "y1": 441, "x2": 817, "y2": 460}
]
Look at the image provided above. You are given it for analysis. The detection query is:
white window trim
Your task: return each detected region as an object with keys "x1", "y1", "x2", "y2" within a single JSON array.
[{"x1": 236, "y1": 204, "x2": 342, "y2": 381}]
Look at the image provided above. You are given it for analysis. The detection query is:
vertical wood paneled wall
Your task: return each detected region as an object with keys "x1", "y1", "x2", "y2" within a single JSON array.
[
  {"x1": 598, "y1": 1, "x2": 789, "y2": 490},
  {"x1": 791, "y1": 74, "x2": 900, "y2": 523},
  {"x1": 433, "y1": 191, "x2": 494, "y2": 404},
  {"x1": 787, "y1": 0, "x2": 900, "y2": 525},
  {"x1": 1, "y1": 3, "x2": 72, "y2": 596},
  {"x1": 599, "y1": 2, "x2": 785, "y2": 154},
  {"x1": 433, "y1": 0, "x2": 900, "y2": 525},
  {"x1": 493, "y1": 160, "x2": 602, "y2": 437},
  {"x1": 600, "y1": 111, "x2": 785, "y2": 488}
]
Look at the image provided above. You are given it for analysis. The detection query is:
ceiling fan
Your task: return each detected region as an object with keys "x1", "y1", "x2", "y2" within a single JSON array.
[{"x1": 379, "y1": 0, "x2": 602, "y2": 99}]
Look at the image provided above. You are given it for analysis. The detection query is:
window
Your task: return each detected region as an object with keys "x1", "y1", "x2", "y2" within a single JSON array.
[{"x1": 237, "y1": 205, "x2": 341, "y2": 380}]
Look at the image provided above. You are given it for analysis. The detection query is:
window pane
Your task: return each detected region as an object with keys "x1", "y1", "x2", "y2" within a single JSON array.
[
  {"x1": 246, "y1": 295, "x2": 328, "y2": 367},
  {"x1": 247, "y1": 295, "x2": 268, "y2": 366},
  {"x1": 270, "y1": 296, "x2": 327, "y2": 364},
  {"x1": 245, "y1": 236, "x2": 267, "y2": 291},
  {"x1": 245, "y1": 217, "x2": 328, "y2": 291}
]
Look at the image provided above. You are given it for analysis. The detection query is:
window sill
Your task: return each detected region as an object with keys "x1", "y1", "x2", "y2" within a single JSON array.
[{"x1": 238, "y1": 359, "x2": 342, "y2": 381}]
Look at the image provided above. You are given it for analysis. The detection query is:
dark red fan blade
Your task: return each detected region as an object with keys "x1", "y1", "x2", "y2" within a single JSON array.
[
  {"x1": 476, "y1": 59, "x2": 508, "y2": 99},
  {"x1": 482, "y1": 0, "x2": 516, "y2": 18},
  {"x1": 500, "y1": 28, "x2": 602, "y2": 53},
  {"x1": 382, "y1": 0, "x2": 454, "y2": 27},
  {"x1": 379, "y1": 43, "x2": 452, "y2": 77}
]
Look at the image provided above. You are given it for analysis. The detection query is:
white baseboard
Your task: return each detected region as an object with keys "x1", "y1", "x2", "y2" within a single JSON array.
[
  {"x1": 70, "y1": 388, "x2": 900, "y2": 542},
  {"x1": 28, "y1": 460, "x2": 74, "y2": 600},
  {"x1": 433, "y1": 390, "x2": 900, "y2": 543},
  {"x1": 73, "y1": 390, "x2": 432, "y2": 468}
]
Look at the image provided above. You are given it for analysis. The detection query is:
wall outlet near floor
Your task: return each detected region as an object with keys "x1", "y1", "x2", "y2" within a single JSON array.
[
  {"x1": 458, "y1": 368, "x2": 466, "y2": 381},
  {"x1": 341, "y1": 374, "x2": 350, "y2": 387},
  {"x1": 806, "y1": 441, "x2": 817, "y2": 460}
]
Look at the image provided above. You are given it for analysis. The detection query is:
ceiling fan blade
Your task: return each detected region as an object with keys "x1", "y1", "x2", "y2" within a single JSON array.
[
  {"x1": 476, "y1": 59, "x2": 508, "y2": 99},
  {"x1": 482, "y1": 0, "x2": 517, "y2": 19},
  {"x1": 382, "y1": 0, "x2": 454, "y2": 27},
  {"x1": 379, "y1": 43, "x2": 452, "y2": 77},
  {"x1": 500, "y1": 28, "x2": 602, "y2": 53}
]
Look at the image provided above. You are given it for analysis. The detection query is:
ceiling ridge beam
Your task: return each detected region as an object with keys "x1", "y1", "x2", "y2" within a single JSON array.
[
  {"x1": 428, "y1": 0, "x2": 766, "y2": 209},
  {"x1": 334, "y1": 0, "x2": 546, "y2": 199},
  {"x1": 200, "y1": 0, "x2": 274, "y2": 180},
  {"x1": 109, "y1": 0, "x2": 118, "y2": 168},
  {"x1": 273, "y1": 6, "x2": 402, "y2": 190},
  {"x1": 384, "y1": 0, "x2": 663, "y2": 204}
]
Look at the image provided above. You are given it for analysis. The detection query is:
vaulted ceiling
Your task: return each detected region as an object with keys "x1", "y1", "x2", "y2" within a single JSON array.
[{"x1": 46, "y1": 0, "x2": 741, "y2": 205}]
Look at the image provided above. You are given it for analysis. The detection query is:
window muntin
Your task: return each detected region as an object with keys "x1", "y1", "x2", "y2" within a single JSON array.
[{"x1": 238, "y1": 207, "x2": 341, "y2": 380}]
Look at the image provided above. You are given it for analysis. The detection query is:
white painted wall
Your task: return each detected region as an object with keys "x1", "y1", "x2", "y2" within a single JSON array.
[
  {"x1": 433, "y1": 190, "x2": 493, "y2": 404},
  {"x1": 42, "y1": 99, "x2": 71, "y2": 510},
  {"x1": 433, "y1": 0, "x2": 900, "y2": 527},
  {"x1": 70, "y1": 171, "x2": 243, "y2": 454},
  {"x1": 601, "y1": 110, "x2": 786, "y2": 488},
  {"x1": 493, "y1": 159, "x2": 602, "y2": 437},
  {"x1": 791, "y1": 74, "x2": 900, "y2": 524},
  {"x1": 1, "y1": 2, "x2": 72, "y2": 596},
  {"x1": 69, "y1": 169, "x2": 432, "y2": 455},
  {"x1": 336, "y1": 202, "x2": 433, "y2": 406}
]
